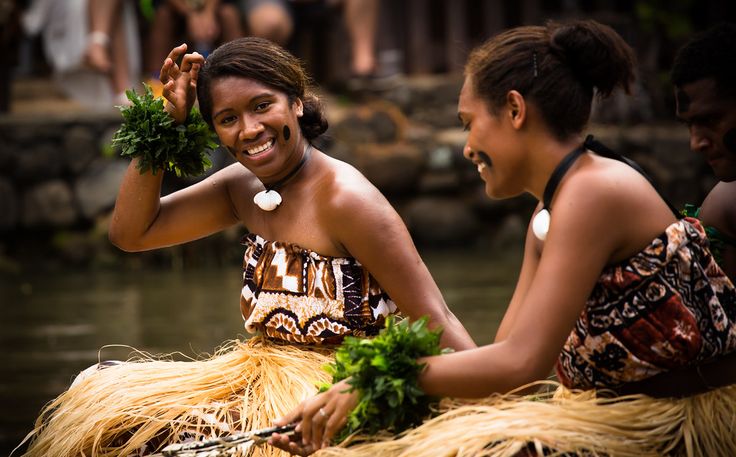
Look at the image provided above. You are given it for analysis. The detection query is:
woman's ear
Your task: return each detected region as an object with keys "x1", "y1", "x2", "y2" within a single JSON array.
[
  {"x1": 293, "y1": 98, "x2": 304, "y2": 117},
  {"x1": 506, "y1": 90, "x2": 526, "y2": 129}
]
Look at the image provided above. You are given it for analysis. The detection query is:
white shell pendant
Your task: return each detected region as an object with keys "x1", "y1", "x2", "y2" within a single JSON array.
[
  {"x1": 532, "y1": 208, "x2": 550, "y2": 241},
  {"x1": 253, "y1": 190, "x2": 282, "y2": 211}
]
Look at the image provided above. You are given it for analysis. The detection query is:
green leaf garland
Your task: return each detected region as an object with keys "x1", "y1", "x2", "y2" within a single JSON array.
[
  {"x1": 320, "y1": 316, "x2": 451, "y2": 441},
  {"x1": 111, "y1": 84, "x2": 218, "y2": 177}
]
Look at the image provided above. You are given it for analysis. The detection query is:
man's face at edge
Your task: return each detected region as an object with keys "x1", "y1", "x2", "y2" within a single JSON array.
[{"x1": 675, "y1": 78, "x2": 736, "y2": 182}]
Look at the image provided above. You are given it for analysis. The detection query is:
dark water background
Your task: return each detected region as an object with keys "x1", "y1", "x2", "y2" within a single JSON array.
[{"x1": 0, "y1": 245, "x2": 521, "y2": 455}]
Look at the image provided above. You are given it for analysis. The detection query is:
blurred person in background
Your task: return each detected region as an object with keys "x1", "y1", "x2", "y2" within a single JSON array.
[
  {"x1": 84, "y1": 0, "x2": 137, "y2": 104},
  {"x1": 21, "y1": 0, "x2": 141, "y2": 108},
  {"x1": 0, "y1": 0, "x2": 23, "y2": 112},
  {"x1": 240, "y1": 0, "x2": 382, "y2": 91},
  {"x1": 241, "y1": 0, "x2": 293, "y2": 46},
  {"x1": 143, "y1": 0, "x2": 243, "y2": 94},
  {"x1": 672, "y1": 22, "x2": 736, "y2": 282}
]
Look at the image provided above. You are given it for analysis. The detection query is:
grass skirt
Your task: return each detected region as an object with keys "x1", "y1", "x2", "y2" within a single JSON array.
[
  {"x1": 317, "y1": 381, "x2": 736, "y2": 457},
  {"x1": 23, "y1": 336, "x2": 334, "y2": 457}
]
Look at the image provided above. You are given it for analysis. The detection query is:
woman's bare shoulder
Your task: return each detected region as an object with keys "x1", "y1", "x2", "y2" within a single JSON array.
[
  {"x1": 701, "y1": 181, "x2": 736, "y2": 238},
  {"x1": 552, "y1": 156, "x2": 675, "y2": 260},
  {"x1": 318, "y1": 156, "x2": 388, "y2": 209},
  {"x1": 559, "y1": 156, "x2": 647, "y2": 212}
]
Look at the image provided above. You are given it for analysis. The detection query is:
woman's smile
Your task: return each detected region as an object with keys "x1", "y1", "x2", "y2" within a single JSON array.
[
  {"x1": 246, "y1": 138, "x2": 275, "y2": 156},
  {"x1": 475, "y1": 151, "x2": 493, "y2": 178}
]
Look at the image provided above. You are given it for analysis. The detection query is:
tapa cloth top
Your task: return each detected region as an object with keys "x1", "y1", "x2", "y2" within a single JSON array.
[
  {"x1": 557, "y1": 218, "x2": 736, "y2": 389},
  {"x1": 240, "y1": 233, "x2": 398, "y2": 344}
]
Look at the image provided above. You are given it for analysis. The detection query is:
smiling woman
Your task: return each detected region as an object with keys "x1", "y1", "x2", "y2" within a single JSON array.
[
  {"x1": 276, "y1": 20, "x2": 736, "y2": 457},
  {"x1": 21, "y1": 38, "x2": 476, "y2": 457}
]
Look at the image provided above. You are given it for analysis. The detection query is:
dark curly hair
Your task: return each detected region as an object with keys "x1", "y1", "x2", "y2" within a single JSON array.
[
  {"x1": 465, "y1": 20, "x2": 636, "y2": 140},
  {"x1": 196, "y1": 37, "x2": 329, "y2": 140},
  {"x1": 671, "y1": 23, "x2": 736, "y2": 99}
]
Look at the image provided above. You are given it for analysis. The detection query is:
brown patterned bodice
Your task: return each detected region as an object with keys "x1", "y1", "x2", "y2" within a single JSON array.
[
  {"x1": 240, "y1": 233, "x2": 398, "y2": 344},
  {"x1": 556, "y1": 218, "x2": 736, "y2": 389}
]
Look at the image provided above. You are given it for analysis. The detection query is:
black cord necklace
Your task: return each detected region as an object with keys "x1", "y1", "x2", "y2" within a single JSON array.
[
  {"x1": 253, "y1": 144, "x2": 312, "y2": 211},
  {"x1": 531, "y1": 134, "x2": 682, "y2": 241},
  {"x1": 532, "y1": 141, "x2": 587, "y2": 240}
]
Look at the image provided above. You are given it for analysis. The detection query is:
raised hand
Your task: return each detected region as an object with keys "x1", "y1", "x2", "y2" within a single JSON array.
[{"x1": 159, "y1": 43, "x2": 205, "y2": 124}]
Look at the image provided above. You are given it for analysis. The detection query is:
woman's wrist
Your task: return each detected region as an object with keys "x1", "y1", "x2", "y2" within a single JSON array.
[
  {"x1": 163, "y1": 99, "x2": 187, "y2": 126},
  {"x1": 319, "y1": 316, "x2": 449, "y2": 442}
]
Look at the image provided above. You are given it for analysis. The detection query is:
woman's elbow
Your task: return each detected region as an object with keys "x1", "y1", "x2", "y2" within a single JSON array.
[
  {"x1": 108, "y1": 226, "x2": 144, "y2": 252},
  {"x1": 437, "y1": 311, "x2": 477, "y2": 351},
  {"x1": 510, "y1": 349, "x2": 557, "y2": 388}
]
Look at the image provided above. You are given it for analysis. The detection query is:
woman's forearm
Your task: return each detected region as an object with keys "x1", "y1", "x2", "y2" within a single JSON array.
[
  {"x1": 438, "y1": 311, "x2": 477, "y2": 351},
  {"x1": 418, "y1": 342, "x2": 543, "y2": 398},
  {"x1": 108, "y1": 158, "x2": 165, "y2": 251}
]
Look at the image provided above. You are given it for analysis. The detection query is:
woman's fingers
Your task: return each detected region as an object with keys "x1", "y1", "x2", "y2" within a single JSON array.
[
  {"x1": 322, "y1": 410, "x2": 347, "y2": 448},
  {"x1": 268, "y1": 433, "x2": 314, "y2": 456},
  {"x1": 160, "y1": 44, "x2": 200, "y2": 86},
  {"x1": 309, "y1": 407, "x2": 331, "y2": 449},
  {"x1": 298, "y1": 405, "x2": 314, "y2": 448},
  {"x1": 158, "y1": 58, "x2": 173, "y2": 85},
  {"x1": 180, "y1": 52, "x2": 205, "y2": 73},
  {"x1": 274, "y1": 384, "x2": 357, "y2": 451},
  {"x1": 274, "y1": 403, "x2": 303, "y2": 427},
  {"x1": 165, "y1": 43, "x2": 187, "y2": 66},
  {"x1": 156, "y1": 46, "x2": 204, "y2": 118},
  {"x1": 298, "y1": 394, "x2": 327, "y2": 448},
  {"x1": 319, "y1": 382, "x2": 358, "y2": 448},
  {"x1": 189, "y1": 63, "x2": 200, "y2": 90},
  {"x1": 289, "y1": 441, "x2": 314, "y2": 456}
]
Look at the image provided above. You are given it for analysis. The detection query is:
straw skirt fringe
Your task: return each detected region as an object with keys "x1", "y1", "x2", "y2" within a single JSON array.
[
  {"x1": 316, "y1": 381, "x2": 736, "y2": 457},
  {"x1": 23, "y1": 337, "x2": 334, "y2": 457}
]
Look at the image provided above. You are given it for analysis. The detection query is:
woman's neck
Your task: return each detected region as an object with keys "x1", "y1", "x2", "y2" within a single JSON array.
[
  {"x1": 524, "y1": 134, "x2": 584, "y2": 202},
  {"x1": 258, "y1": 140, "x2": 311, "y2": 189}
]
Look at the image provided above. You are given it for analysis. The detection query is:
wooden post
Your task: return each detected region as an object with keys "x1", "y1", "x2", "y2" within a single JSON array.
[
  {"x1": 520, "y1": 0, "x2": 541, "y2": 25},
  {"x1": 446, "y1": 0, "x2": 468, "y2": 72},
  {"x1": 481, "y1": 0, "x2": 506, "y2": 39},
  {"x1": 407, "y1": 0, "x2": 433, "y2": 74}
]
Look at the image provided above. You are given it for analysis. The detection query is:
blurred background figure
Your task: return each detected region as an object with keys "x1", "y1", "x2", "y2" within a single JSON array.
[
  {"x1": 672, "y1": 22, "x2": 736, "y2": 281},
  {"x1": 337, "y1": 0, "x2": 381, "y2": 89},
  {"x1": 20, "y1": 0, "x2": 141, "y2": 109},
  {"x1": 143, "y1": 0, "x2": 243, "y2": 94},
  {"x1": 241, "y1": 0, "x2": 383, "y2": 92},
  {"x1": 84, "y1": 0, "x2": 138, "y2": 104},
  {"x1": 0, "y1": 0, "x2": 23, "y2": 112},
  {"x1": 241, "y1": 0, "x2": 293, "y2": 46}
]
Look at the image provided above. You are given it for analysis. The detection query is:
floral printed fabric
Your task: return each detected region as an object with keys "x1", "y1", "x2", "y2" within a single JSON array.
[
  {"x1": 557, "y1": 217, "x2": 736, "y2": 389},
  {"x1": 240, "y1": 233, "x2": 397, "y2": 345},
  {"x1": 682, "y1": 203, "x2": 736, "y2": 267}
]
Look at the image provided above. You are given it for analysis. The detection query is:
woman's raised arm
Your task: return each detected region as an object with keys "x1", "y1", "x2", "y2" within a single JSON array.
[{"x1": 109, "y1": 44, "x2": 239, "y2": 251}]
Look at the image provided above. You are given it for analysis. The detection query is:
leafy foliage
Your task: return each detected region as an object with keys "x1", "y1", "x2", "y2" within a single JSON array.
[
  {"x1": 320, "y1": 316, "x2": 450, "y2": 441},
  {"x1": 635, "y1": 0, "x2": 693, "y2": 39},
  {"x1": 112, "y1": 84, "x2": 218, "y2": 177}
]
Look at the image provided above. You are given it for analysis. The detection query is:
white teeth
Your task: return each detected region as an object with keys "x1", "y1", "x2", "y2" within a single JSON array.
[
  {"x1": 477, "y1": 163, "x2": 486, "y2": 173},
  {"x1": 246, "y1": 139, "x2": 274, "y2": 155}
]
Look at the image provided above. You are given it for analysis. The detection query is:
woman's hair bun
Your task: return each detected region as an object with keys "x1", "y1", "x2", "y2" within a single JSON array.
[
  {"x1": 549, "y1": 20, "x2": 635, "y2": 97},
  {"x1": 300, "y1": 93, "x2": 329, "y2": 140}
]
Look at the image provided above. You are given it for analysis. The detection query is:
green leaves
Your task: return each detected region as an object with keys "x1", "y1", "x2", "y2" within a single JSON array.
[
  {"x1": 323, "y1": 316, "x2": 450, "y2": 441},
  {"x1": 111, "y1": 84, "x2": 218, "y2": 177}
]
